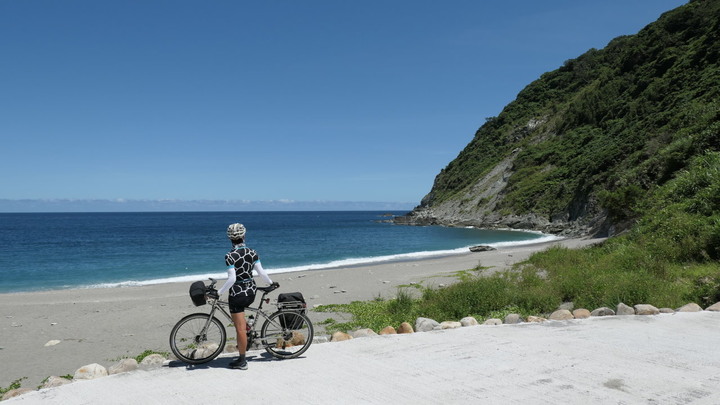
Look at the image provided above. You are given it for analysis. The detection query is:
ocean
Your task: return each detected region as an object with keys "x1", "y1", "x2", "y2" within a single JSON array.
[{"x1": 0, "y1": 211, "x2": 558, "y2": 293}]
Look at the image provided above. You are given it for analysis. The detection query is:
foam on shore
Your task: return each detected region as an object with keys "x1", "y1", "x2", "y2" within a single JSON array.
[{"x1": 87, "y1": 233, "x2": 564, "y2": 289}]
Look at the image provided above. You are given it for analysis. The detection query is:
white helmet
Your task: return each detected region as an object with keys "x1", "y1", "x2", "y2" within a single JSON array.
[{"x1": 227, "y1": 223, "x2": 246, "y2": 240}]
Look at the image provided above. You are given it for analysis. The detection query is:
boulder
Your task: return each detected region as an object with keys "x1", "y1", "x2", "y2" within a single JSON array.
[
  {"x1": 276, "y1": 331, "x2": 306, "y2": 348},
  {"x1": 634, "y1": 304, "x2": 660, "y2": 315},
  {"x1": 108, "y1": 358, "x2": 138, "y2": 375},
  {"x1": 40, "y1": 376, "x2": 72, "y2": 389},
  {"x1": 659, "y1": 308, "x2": 675, "y2": 314},
  {"x1": 351, "y1": 328, "x2": 378, "y2": 338},
  {"x1": 558, "y1": 302, "x2": 574, "y2": 311},
  {"x1": 706, "y1": 302, "x2": 720, "y2": 311},
  {"x1": 504, "y1": 314, "x2": 523, "y2": 324},
  {"x1": 438, "y1": 321, "x2": 462, "y2": 329},
  {"x1": 616, "y1": 303, "x2": 635, "y2": 316},
  {"x1": 483, "y1": 318, "x2": 503, "y2": 325},
  {"x1": 312, "y1": 335, "x2": 330, "y2": 344},
  {"x1": 379, "y1": 326, "x2": 397, "y2": 335},
  {"x1": 330, "y1": 331, "x2": 352, "y2": 342},
  {"x1": 549, "y1": 309, "x2": 574, "y2": 321},
  {"x1": 140, "y1": 354, "x2": 166, "y2": 368},
  {"x1": 526, "y1": 316, "x2": 547, "y2": 323},
  {"x1": 397, "y1": 322, "x2": 414, "y2": 334},
  {"x1": 590, "y1": 307, "x2": 615, "y2": 317},
  {"x1": 1, "y1": 388, "x2": 34, "y2": 400},
  {"x1": 677, "y1": 303, "x2": 703, "y2": 312},
  {"x1": 73, "y1": 363, "x2": 108, "y2": 380},
  {"x1": 191, "y1": 345, "x2": 218, "y2": 360},
  {"x1": 572, "y1": 309, "x2": 591, "y2": 319},
  {"x1": 460, "y1": 317, "x2": 479, "y2": 327},
  {"x1": 415, "y1": 317, "x2": 440, "y2": 332}
]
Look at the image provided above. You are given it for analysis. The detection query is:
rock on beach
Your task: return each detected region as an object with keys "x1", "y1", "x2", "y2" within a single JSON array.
[
  {"x1": 415, "y1": 317, "x2": 439, "y2": 332},
  {"x1": 634, "y1": 304, "x2": 660, "y2": 315},
  {"x1": 73, "y1": 363, "x2": 108, "y2": 380},
  {"x1": 549, "y1": 309, "x2": 573, "y2": 321},
  {"x1": 677, "y1": 303, "x2": 703, "y2": 312}
]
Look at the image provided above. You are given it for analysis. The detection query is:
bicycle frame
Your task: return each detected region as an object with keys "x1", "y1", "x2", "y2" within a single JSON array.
[{"x1": 204, "y1": 289, "x2": 284, "y2": 349}]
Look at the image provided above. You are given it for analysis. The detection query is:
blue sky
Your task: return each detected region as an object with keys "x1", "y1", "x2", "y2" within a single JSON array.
[{"x1": 1, "y1": 1, "x2": 686, "y2": 210}]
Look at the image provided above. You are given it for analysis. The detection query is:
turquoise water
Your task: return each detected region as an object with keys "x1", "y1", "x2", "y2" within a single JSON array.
[{"x1": 0, "y1": 211, "x2": 555, "y2": 293}]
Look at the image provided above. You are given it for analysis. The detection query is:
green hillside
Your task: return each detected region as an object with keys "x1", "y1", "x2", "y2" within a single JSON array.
[
  {"x1": 389, "y1": 0, "x2": 720, "y2": 313},
  {"x1": 415, "y1": 0, "x2": 719, "y2": 236}
]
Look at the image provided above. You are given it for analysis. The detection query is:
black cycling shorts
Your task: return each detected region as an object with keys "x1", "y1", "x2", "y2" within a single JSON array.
[{"x1": 229, "y1": 292, "x2": 255, "y2": 314}]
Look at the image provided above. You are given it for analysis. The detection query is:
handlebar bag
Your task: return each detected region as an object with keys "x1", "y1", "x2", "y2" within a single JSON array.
[
  {"x1": 277, "y1": 292, "x2": 306, "y2": 329},
  {"x1": 189, "y1": 281, "x2": 207, "y2": 306}
]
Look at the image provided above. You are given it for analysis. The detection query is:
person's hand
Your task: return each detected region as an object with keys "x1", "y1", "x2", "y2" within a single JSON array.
[{"x1": 206, "y1": 288, "x2": 219, "y2": 299}]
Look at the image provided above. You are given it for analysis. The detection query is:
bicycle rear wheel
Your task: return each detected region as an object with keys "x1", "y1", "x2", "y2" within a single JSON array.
[
  {"x1": 169, "y1": 313, "x2": 226, "y2": 364},
  {"x1": 260, "y1": 310, "x2": 313, "y2": 359}
]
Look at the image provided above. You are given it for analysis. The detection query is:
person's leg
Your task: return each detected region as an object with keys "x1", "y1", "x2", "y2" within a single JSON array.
[
  {"x1": 232, "y1": 312, "x2": 247, "y2": 356},
  {"x1": 229, "y1": 311, "x2": 248, "y2": 369}
]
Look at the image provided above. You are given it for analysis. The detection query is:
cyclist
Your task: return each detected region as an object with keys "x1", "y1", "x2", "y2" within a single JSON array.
[{"x1": 215, "y1": 223, "x2": 277, "y2": 370}]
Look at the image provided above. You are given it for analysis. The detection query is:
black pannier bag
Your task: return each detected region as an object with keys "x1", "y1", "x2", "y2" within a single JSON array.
[
  {"x1": 189, "y1": 281, "x2": 207, "y2": 306},
  {"x1": 277, "y1": 292, "x2": 307, "y2": 329}
]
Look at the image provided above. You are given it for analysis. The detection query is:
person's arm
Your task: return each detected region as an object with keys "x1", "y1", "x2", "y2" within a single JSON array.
[
  {"x1": 217, "y1": 267, "x2": 236, "y2": 296},
  {"x1": 254, "y1": 261, "x2": 273, "y2": 284}
]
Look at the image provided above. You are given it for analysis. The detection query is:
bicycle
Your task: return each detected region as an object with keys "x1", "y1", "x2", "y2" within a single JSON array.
[{"x1": 169, "y1": 278, "x2": 313, "y2": 364}]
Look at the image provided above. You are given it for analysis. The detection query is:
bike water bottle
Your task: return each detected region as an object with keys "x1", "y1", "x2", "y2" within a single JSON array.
[{"x1": 246, "y1": 315, "x2": 255, "y2": 332}]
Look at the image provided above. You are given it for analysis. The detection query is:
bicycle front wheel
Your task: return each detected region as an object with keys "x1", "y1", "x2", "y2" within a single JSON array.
[
  {"x1": 169, "y1": 313, "x2": 226, "y2": 365},
  {"x1": 260, "y1": 310, "x2": 313, "y2": 359}
]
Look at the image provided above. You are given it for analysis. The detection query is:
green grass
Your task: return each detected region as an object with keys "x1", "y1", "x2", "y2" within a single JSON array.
[
  {"x1": 134, "y1": 350, "x2": 169, "y2": 363},
  {"x1": 1, "y1": 377, "x2": 26, "y2": 396}
]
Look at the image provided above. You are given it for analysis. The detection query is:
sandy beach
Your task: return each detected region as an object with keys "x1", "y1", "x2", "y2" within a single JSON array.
[{"x1": 2, "y1": 237, "x2": 601, "y2": 390}]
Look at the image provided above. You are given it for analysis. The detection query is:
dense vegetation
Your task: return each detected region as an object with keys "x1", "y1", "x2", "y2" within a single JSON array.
[
  {"x1": 425, "y1": 0, "x2": 719, "y2": 225},
  {"x1": 319, "y1": 1, "x2": 720, "y2": 331}
]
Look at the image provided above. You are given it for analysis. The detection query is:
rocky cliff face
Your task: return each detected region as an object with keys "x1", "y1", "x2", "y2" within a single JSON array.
[{"x1": 395, "y1": 136, "x2": 612, "y2": 237}]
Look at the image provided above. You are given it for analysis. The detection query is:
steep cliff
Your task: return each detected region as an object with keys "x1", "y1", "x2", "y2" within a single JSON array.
[{"x1": 397, "y1": 0, "x2": 720, "y2": 237}]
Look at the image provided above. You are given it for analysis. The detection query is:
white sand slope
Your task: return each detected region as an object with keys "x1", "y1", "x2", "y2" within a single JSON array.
[{"x1": 8, "y1": 311, "x2": 720, "y2": 404}]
